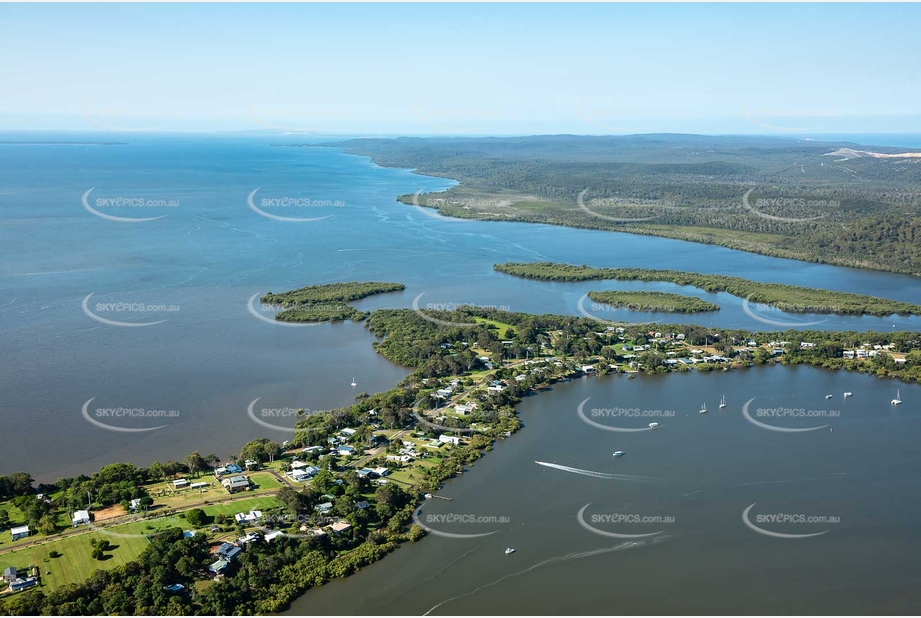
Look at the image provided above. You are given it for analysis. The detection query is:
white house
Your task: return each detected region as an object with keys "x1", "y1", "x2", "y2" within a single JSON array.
[
  {"x1": 337, "y1": 445, "x2": 355, "y2": 456},
  {"x1": 264, "y1": 530, "x2": 284, "y2": 543},
  {"x1": 234, "y1": 510, "x2": 263, "y2": 525},
  {"x1": 329, "y1": 521, "x2": 352, "y2": 535},
  {"x1": 439, "y1": 435, "x2": 461, "y2": 446},
  {"x1": 72, "y1": 510, "x2": 91, "y2": 527},
  {"x1": 10, "y1": 525, "x2": 30, "y2": 541},
  {"x1": 173, "y1": 479, "x2": 189, "y2": 489}
]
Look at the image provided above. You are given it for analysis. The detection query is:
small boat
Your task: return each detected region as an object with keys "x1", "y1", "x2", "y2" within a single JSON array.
[
  {"x1": 648, "y1": 422, "x2": 659, "y2": 429},
  {"x1": 892, "y1": 389, "x2": 902, "y2": 405},
  {"x1": 613, "y1": 451, "x2": 625, "y2": 457},
  {"x1": 350, "y1": 377, "x2": 357, "y2": 387},
  {"x1": 825, "y1": 394, "x2": 833, "y2": 399},
  {"x1": 844, "y1": 392, "x2": 853, "y2": 398},
  {"x1": 719, "y1": 395, "x2": 727, "y2": 409},
  {"x1": 505, "y1": 547, "x2": 515, "y2": 555},
  {"x1": 699, "y1": 403, "x2": 708, "y2": 414}
]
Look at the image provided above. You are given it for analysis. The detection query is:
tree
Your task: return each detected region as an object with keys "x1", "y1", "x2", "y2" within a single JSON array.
[
  {"x1": 36, "y1": 514, "x2": 57, "y2": 536},
  {"x1": 184, "y1": 452, "x2": 206, "y2": 478},
  {"x1": 0, "y1": 508, "x2": 9, "y2": 530},
  {"x1": 185, "y1": 508, "x2": 207, "y2": 527}
]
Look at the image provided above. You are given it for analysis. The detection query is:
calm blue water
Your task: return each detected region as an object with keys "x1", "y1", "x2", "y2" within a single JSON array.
[{"x1": 2, "y1": 132, "x2": 920, "y2": 481}]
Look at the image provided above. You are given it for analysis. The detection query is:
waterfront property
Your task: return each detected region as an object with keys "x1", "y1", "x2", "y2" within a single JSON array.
[{"x1": 221, "y1": 475, "x2": 251, "y2": 493}]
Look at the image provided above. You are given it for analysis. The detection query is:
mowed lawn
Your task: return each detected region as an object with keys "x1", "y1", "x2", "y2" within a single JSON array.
[
  {"x1": 0, "y1": 495, "x2": 282, "y2": 594},
  {"x1": 0, "y1": 530, "x2": 150, "y2": 593}
]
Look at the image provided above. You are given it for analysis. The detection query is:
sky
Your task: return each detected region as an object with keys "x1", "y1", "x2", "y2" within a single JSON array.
[{"x1": 1, "y1": 3, "x2": 920, "y2": 136}]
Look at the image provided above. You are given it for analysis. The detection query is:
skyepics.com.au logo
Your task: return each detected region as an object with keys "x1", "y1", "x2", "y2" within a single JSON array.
[
  {"x1": 247, "y1": 398, "x2": 314, "y2": 433},
  {"x1": 82, "y1": 188, "x2": 179, "y2": 222},
  {"x1": 576, "y1": 294, "x2": 659, "y2": 328},
  {"x1": 577, "y1": 189, "x2": 670, "y2": 224},
  {"x1": 82, "y1": 293, "x2": 179, "y2": 327},
  {"x1": 247, "y1": 188, "x2": 343, "y2": 222},
  {"x1": 411, "y1": 507, "x2": 508, "y2": 539},
  {"x1": 742, "y1": 503, "x2": 839, "y2": 539},
  {"x1": 577, "y1": 504, "x2": 673, "y2": 539},
  {"x1": 577, "y1": 398, "x2": 670, "y2": 433},
  {"x1": 741, "y1": 188, "x2": 834, "y2": 224},
  {"x1": 741, "y1": 296, "x2": 830, "y2": 328},
  {"x1": 81, "y1": 398, "x2": 178, "y2": 433},
  {"x1": 742, "y1": 397, "x2": 839, "y2": 433},
  {"x1": 246, "y1": 293, "x2": 329, "y2": 327},
  {"x1": 411, "y1": 292, "x2": 509, "y2": 328}
]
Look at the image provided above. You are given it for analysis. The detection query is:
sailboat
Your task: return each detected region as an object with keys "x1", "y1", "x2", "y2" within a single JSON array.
[
  {"x1": 891, "y1": 389, "x2": 902, "y2": 405},
  {"x1": 699, "y1": 402, "x2": 708, "y2": 414},
  {"x1": 350, "y1": 377, "x2": 357, "y2": 387},
  {"x1": 719, "y1": 395, "x2": 727, "y2": 409}
]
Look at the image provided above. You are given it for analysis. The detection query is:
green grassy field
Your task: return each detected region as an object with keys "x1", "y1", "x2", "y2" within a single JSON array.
[
  {"x1": 0, "y1": 495, "x2": 282, "y2": 595},
  {"x1": 0, "y1": 529, "x2": 151, "y2": 593}
]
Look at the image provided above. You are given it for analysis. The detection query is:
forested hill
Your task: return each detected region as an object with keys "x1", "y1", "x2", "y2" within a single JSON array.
[{"x1": 304, "y1": 135, "x2": 921, "y2": 276}]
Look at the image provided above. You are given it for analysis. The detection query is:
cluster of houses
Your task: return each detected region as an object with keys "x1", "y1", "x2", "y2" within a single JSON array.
[
  {"x1": 842, "y1": 343, "x2": 905, "y2": 363},
  {"x1": 285, "y1": 460, "x2": 321, "y2": 482},
  {"x1": 433, "y1": 379, "x2": 463, "y2": 400},
  {"x1": 3, "y1": 566, "x2": 38, "y2": 593}
]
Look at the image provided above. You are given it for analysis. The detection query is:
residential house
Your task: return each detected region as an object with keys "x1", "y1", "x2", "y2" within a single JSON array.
[
  {"x1": 315, "y1": 502, "x2": 333, "y2": 514},
  {"x1": 221, "y1": 475, "x2": 250, "y2": 493},
  {"x1": 439, "y1": 435, "x2": 461, "y2": 446},
  {"x1": 234, "y1": 510, "x2": 263, "y2": 525},
  {"x1": 8, "y1": 577, "x2": 38, "y2": 592},
  {"x1": 72, "y1": 510, "x2": 91, "y2": 527},
  {"x1": 329, "y1": 521, "x2": 352, "y2": 535},
  {"x1": 337, "y1": 445, "x2": 355, "y2": 456},
  {"x1": 173, "y1": 479, "x2": 189, "y2": 489},
  {"x1": 3, "y1": 567, "x2": 16, "y2": 582},
  {"x1": 216, "y1": 542, "x2": 242, "y2": 561},
  {"x1": 10, "y1": 525, "x2": 30, "y2": 541},
  {"x1": 264, "y1": 530, "x2": 284, "y2": 543}
]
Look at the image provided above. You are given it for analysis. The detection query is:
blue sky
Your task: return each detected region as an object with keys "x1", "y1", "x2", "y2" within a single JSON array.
[{"x1": 2, "y1": 3, "x2": 919, "y2": 135}]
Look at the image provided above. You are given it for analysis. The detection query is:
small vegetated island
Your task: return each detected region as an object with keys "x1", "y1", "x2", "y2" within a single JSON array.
[
  {"x1": 586, "y1": 290, "x2": 719, "y2": 313},
  {"x1": 261, "y1": 282, "x2": 405, "y2": 322},
  {"x1": 494, "y1": 262, "x2": 921, "y2": 317}
]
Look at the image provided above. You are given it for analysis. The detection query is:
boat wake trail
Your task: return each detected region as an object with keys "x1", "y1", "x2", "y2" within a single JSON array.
[
  {"x1": 534, "y1": 460, "x2": 657, "y2": 482},
  {"x1": 422, "y1": 536, "x2": 670, "y2": 615}
]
